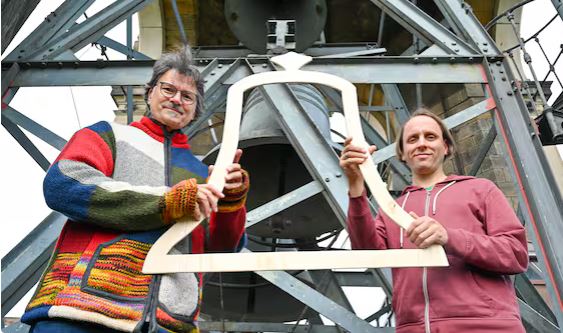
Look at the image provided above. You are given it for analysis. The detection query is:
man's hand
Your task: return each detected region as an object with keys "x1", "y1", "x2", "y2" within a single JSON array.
[
  {"x1": 406, "y1": 212, "x2": 448, "y2": 248},
  {"x1": 339, "y1": 137, "x2": 376, "y2": 197},
  {"x1": 196, "y1": 184, "x2": 224, "y2": 219},
  {"x1": 208, "y1": 149, "x2": 245, "y2": 191}
]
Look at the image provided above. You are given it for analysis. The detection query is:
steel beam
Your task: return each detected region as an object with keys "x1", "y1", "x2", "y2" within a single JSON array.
[
  {"x1": 334, "y1": 271, "x2": 380, "y2": 287},
  {"x1": 249, "y1": 252, "x2": 380, "y2": 332},
  {"x1": 2, "y1": 63, "x2": 20, "y2": 98},
  {"x1": 1, "y1": 0, "x2": 40, "y2": 53},
  {"x1": 4, "y1": 0, "x2": 96, "y2": 61},
  {"x1": 380, "y1": 84, "x2": 410, "y2": 125},
  {"x1": 433, "y1": 0, "x2": 500, "y2": 55},
  {"x1": 519, "y1": 299, "x2": 560, "y2": 333},
  {"x1": 485, "y1": 58, "x2": 563, "y2": 329},
  {"x1": 194, "y1": 44, "x2": 383, "y2": 59},
  {"x1": 1, "y1": 212, "x2": 66, "y2": 318},
  {"x1": 199, "y1": 321, "x2": 377, "y2": 333},
  {"x1": 317, "y1": 48, "x2": 387, "y2": 58},
  {"x1": 372, "y1": 98, "x2": 494, "y2": 164},
  {"x1": 369, "y1": 0, "x2": 476, "y2": 55},
  {"x1": 468, "y1": 125, "x2": 496, "y2": 176},
  {"x1": 516, "y1": 274, "x2": 557, "y2": 323},
  {"x1": 97, "y1": 36, "x2": 151, "y2": 60},
  {"x1": 246, "y1": 181, "x2": 324, "y2": 228},
  {"x1": 25, "y1": 0, "x2": 153, "y2": 60},
  {"x1": 552, "y1": 0, "x2": 563, "y2": 20},
  {"x1": 308, "y1": 270, "x2": 354, "y2": 312},
  {"x1": 251, "y1": 62, "x2": 349, "y2": 224},
  {"x1": 171, "y1": 0, "x2": 188, "y2": 45},
  {"x1": 1, "y1": 114, "x2": 51, "y2": 171},
  {"x1": 2, "y1": 106, "x2": 67, "y2": 150},
  {"x1": 7, "y1": 58, "x2": 488, "y2": 87}
]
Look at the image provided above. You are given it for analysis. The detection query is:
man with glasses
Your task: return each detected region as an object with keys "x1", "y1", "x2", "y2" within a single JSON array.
[{"x1": 22, "y1": 46, "x2": 249, "y2": 333}]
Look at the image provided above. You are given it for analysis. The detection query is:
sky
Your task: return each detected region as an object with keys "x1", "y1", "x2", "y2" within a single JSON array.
[{"x1": 1, "y1": 0, "x2": 561, "y2": 324}]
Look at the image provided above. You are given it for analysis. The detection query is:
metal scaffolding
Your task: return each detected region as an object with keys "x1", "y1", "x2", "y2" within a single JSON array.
[{"x1": 2, "y1": 0, "x2": 562, "y2": 332}]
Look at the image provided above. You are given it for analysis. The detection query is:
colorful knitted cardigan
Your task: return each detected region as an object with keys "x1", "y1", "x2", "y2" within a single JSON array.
[{"x1": 21, "y1": 117, "x2": 248, "y2": 333}]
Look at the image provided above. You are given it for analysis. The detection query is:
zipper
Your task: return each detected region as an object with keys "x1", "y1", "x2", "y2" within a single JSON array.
[
  {"x1": 139, "y1": 276, "x2": 160, "y2": 332},
  {"x1": 423, "y1": 189, "x2": 432, "y2": 333},
  {"x1": 147, "y1": 276, "x2": 162, "y2": 333},
  {"x1": 163, "y1": 131, "x2": 172, "y2": 187},
  {"x1": 141, "y1": 129, "x2": 172, "y2": 332}
]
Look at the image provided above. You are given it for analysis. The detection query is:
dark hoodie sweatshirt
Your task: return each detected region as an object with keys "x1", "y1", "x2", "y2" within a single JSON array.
[{"x1": 347, "y1": 175, "x2": 528, "y2": 333}]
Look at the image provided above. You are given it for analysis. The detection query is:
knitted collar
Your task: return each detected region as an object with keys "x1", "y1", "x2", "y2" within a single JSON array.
[{"x1": 130, "y1": 116, "x2": 190, "y2": 148}]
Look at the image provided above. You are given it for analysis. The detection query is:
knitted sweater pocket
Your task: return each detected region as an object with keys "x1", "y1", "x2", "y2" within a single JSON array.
[{"x1": 81, "y1": 236, "x2": 153, "y2": 301}]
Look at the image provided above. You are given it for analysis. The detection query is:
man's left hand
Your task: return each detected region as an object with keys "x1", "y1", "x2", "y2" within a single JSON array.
[
  {"x1": 209, "y1": 149, "x2": 245, "y2": 191},
  {"x1": 406, "y1": 212, "x2": 448, "y2": 248}
]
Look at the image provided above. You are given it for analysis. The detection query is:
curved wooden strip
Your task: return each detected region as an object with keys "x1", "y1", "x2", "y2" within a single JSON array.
[{"x1": 143, "y1": 53, "x2": 447, "y2": 274}]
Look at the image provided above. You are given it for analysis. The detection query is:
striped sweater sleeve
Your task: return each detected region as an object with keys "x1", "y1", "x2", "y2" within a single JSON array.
[{"x1": 43, "y1": 121, "x2": 187, "y2": 231}]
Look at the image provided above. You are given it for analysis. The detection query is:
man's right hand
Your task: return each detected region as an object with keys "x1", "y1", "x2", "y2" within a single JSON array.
[
  {"x1": 339, "y1": 137, "x2": 376, "y2": 197},
  {"x1": 196, "y1": 184, "x2": 224, "y2": 219}
]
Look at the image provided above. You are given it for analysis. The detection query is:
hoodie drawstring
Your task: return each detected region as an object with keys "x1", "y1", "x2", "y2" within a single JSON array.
[{"x1": 432, "y1": 180, "x2": 456, "y2": 215}]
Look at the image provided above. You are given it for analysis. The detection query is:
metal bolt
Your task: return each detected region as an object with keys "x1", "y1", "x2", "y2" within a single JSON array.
[
  {"x1": 501, "y1": 77, "x2": 507, "y2": 81},
  {"x1": 449, "y1": 57, "x2": 455, "y2": 63},
  {"x1": 210, "y1": 72, "x2": 215, "y2": 75},
  {"x1": 262, "y1": 63, "x2": 268, "y2": 68},
  {"x1": 483, "y1": 48, "x2": 488, "y2": 53},
  {"x1": 499, "y1": 70, "x2": 504, "y2": 74},
  {"x1": 432, "y1": 57, "x2": 438, "y2": 63},
  {"x1": 496, "y1": 61, "x2": 502, "y2": 66},
  {"x1": 325, "y1": 177, "x2": 330, "y2": 182},
  {"x1": 452, "y1": 42, "x2": 457, "y2": 46},
  {"x1": 530, "y1": 132, "x2": 536, "y2": 138},
  {"x1": 335, "y1": 172, "x2": 342, "y2": 178},
  {"x1": 454, "y1": 48, "x2": 460, "y2": 52},
  {"x1": 507, "y1": 91, "x2": 513, "y2": 96},
  {"x1": 218, "y1": 64, "x2": 223, "y2": 68},
  {"x1": 413, "y1": 57, "x2": 420, "y2": 64}
]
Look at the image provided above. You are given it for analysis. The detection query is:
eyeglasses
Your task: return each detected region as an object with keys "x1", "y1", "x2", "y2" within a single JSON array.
[{"x1": 158, "y1": 81, "x2": 197, "y2": 105}]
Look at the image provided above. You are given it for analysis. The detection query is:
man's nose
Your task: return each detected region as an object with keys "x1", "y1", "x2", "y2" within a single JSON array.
[
  {"x1": 415, "y1": 137, "x2": 428, "y2": 147},
  {"x1": 169, "y1": 91, "x2": 182, "y2": 104}
]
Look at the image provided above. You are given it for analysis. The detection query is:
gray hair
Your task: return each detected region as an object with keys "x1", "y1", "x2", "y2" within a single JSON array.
[{"x1": 145, "y1": 45, "x2": 204, "y2": 120}]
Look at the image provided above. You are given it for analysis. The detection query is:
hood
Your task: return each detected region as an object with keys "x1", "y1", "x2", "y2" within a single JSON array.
[
  {"x1": 401, "y1": 174, "x2": 474, "y2": 196},
  {"x1": 130, "y1": 116, "x2": 190, "y2": 148}
]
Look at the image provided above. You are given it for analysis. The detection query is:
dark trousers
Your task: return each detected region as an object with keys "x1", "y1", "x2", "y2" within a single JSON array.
[{"x1": 30, "y1": 319, "x2": 131, "y2": 333}]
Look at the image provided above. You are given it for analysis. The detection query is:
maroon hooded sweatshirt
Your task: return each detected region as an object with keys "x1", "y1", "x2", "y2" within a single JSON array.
[{"x1": 347, "y1": 175, "x2": 528, "y2": 333}]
